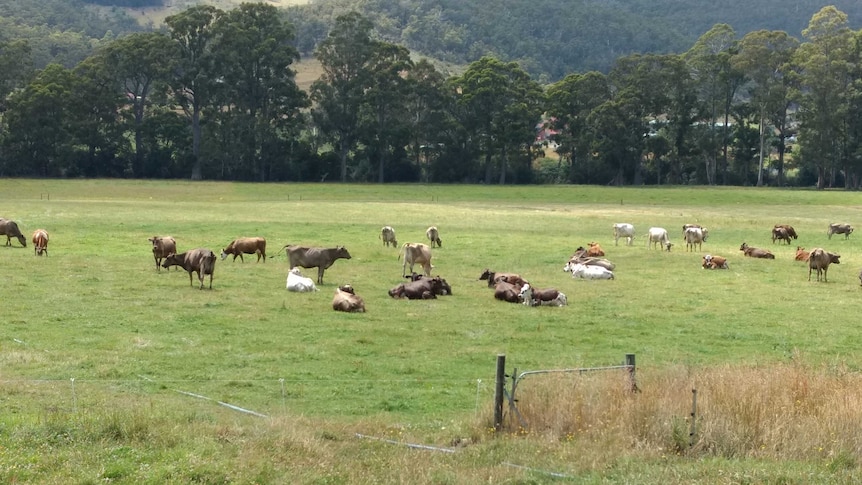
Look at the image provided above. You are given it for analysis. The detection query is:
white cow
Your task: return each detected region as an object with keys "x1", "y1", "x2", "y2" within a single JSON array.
[
  {"x1": 518, "y1": 283, "x2": 568, "y2": 306},
  {"x1": 379, "y1": 225, "x2": 397, "y2": 247},
  {"x1": 613, "y1": 223, "x2": 635, "y2": 246},
  {"x1": 684, "y1": 226, "x2": 707, "y2": 252},
  {"x1": 570, "y1": 263, "x2": 615, "y2": 280},
  {"x1": 286, "y1": 267, "x2": 319, "y2": 292},
  {"x1": 647, "y1": 227, "x2": 672, "y2": 251}
]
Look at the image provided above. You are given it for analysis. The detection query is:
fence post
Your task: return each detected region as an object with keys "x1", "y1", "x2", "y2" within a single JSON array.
[
  {"x1": 689, "y1": 388, "x2": 697, "y2": 447},
  {"x1": 494, "y1": 354, "x2": 506, "y2": 431},
  {"x1": 626, "y1": 353, "x2": 639, "y2": 392}
]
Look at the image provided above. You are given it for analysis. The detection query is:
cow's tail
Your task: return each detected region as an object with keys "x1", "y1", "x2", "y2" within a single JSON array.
[
  {"x1": 270, "y1": 244, "x2": 291, "y2": 259},
  {"x1": 398, "y1": 243, "x2": 406, "y2": 261}
]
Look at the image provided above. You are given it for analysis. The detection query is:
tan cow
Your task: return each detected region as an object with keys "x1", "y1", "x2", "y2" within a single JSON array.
[
  {"x1": 221, "y1": 236, "x2": 266, "y2": 263},
  {"x1": 379, "y1": 226, "x2": 397, "y2": 247},
  {"x1": 827, "y1": 223, "x2": 854, "y2": 240},
  {"x1": 740, "y1": 242, "x2": 775, "y2": 259},
  {"x1": 332, "y1": 284, "x2": 366, "y2": 312},
  {"x1": 0, "y1": 218, "x2": 26, "y2": 247},
  {"x1": 399, "y1": 242, "x2": 433, "y2": 276},
  {"x1": 808, "y1": 248, "x2": 840, "y2": 282},
  {"x1": 162, "y1": 248, "x2": 217, "y2": 289},
  {"x1": 426, "y1": 226, "x2": 442, "y2": 248},
  {"x1": 32, "y1": 229, "x2": 49, "y2": 256},
  {"x1": 149, "y1": 236, "x2": 177, "y2": 271}
]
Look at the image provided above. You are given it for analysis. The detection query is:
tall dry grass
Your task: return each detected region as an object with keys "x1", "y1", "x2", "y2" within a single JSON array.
[{"x1": 502, "y1": 359, "x2": 862, "y2": 466}]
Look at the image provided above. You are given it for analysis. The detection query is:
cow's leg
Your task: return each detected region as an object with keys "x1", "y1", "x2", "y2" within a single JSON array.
[
  {"x1": 317, "y1": 267, "x2": 325, "y2": 284},
  {"x1": 188, "y1": 271, "x2": 194, "y2": 286}
]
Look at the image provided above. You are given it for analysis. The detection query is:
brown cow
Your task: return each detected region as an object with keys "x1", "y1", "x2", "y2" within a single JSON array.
[
  {"x1": 740, "y1": 242, "x2": 775, "y2": 259},
  {"x1": 494, "y1": 281, "x2": 523, "y2": 303},
  {"x1": 32, "y1": 229, "x2": 49, "y2": 256},
  {"x1": 221, "y1": 237, "x2": 266, "y2": 263},
  {"x1": 586, "y1": 242, "x2": 605, "y2": 257},
  {"x1": 426, "y1": 226, "x2": 442, "y2": 248},
  {"x1": 772, "y1": 226, "x2": 792, "y2": 245},
  {"x1": 701, "y1": 254, "x2": 728, "y2": 269},
  {"x1": 478, "y1": 269, "x2": 528, "y2": 288},
  {"x1": 404, "y1": 273, "x2": 453, "y2": 295},
  {"x1": 795, "y1": 246, "x2": 810, "y2": 262},
  {"x1": 774, "y1": 224, "x2": 798, "y2": 240},
  {"x1": 282, "y1": 245, "x2": 351, "y2": 284},
  {"x1": 149, "y1": 236, "x2": 177, "y2": 271},
  {"x1": 808, "y1": 248, "x2": 840, "y2": 282},
  {"x1": 162, "y1": 248, "x2": 216, "y2": 289},
  {"x1": 388, "y1": 276, "x2": 449, "y2": 299},
  {"x1": 333, "y1": 284, "x2": 366, "y2": 312},
  {"x1": 0, "y1": 218, "x2": 26, "y2": 247},
  {"x1": 518, "y1": 283, "x2": 567, "y2": 306},
  {"x1": 827, "y1": 223, "x2": 854, "y2": 240},
  {"x1": 399, "y1": 242, "x2": 433, "y2": 276}
]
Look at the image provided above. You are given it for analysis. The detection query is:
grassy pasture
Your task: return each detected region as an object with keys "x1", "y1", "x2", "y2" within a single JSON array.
[{"x1": 3, "y1": 179, "x2": 862, "y2": 483}]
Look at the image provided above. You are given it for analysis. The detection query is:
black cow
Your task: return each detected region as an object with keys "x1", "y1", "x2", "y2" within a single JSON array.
[
  {"x1": 281, "y1": 245, "x2": 351, "y2": 284},
  {"x1": 162, "y1": 248, "x2": 216, "y2": 289}
]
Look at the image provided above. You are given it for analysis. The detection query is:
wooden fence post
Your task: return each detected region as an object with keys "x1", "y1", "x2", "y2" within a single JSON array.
[
  {"x1": 494, "y1": 354, "x2": 506, "y2": 431},
  {"x1": 626, "y1": 353, "x2": 639, "y2": 392}
]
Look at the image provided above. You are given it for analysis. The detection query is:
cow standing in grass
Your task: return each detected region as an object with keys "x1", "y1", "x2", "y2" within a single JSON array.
[
  {"x1": 808, "y1": 248, "x2": 840, "y2": 282},
  {"x1": 162, "y1": 248, "x2": 216, "y2": 289},
  {"x1": 221, "y1": 237, "x2": 266, "y2": 263},
  {"x1": 283, "y1": 245, "x2": 351, "y2": 284},
  {"x1": 32, "y1": 229, "x2": 49, "y2": 256},
  {"x1": 149, "y1": 236, "x2": 177, "y2": 271},
  {"x1": 380, "y1": 226, "x2": 397, "y2": 247},
  {"x1": 0, "y1": 218, "x2": 26, "y2": 247}
]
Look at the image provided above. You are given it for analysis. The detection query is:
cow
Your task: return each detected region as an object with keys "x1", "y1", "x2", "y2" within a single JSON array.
[
  {"x1": 478, "y1": 269, "x2": 528, "y2": 288},
  {"x1": 162, "y1": 248, "x2": 216, "y2": 289},
  {"x1": 389, "y1": 276, "x2": 449, "y2": 299},
  {"x1": 518, "y1": 283, "x2": 567, "y2": 307},
  {"x1": 772, "y1": 226, "x2": 792, "y2": 245},
  {"x1": 220, "y1": 237, "x2": 266, "y2": 263},
  {"x1": 399, "y1": 243, "x2": 433, "y2": 277},
  {"x1": 286, "y1": 267, "x2": 319, "y2": 292},
  {"x1": 426, "y1": 226, "x2": 442, "y2": 248},
  {"x1": 682, "y1": 223, "x2": 703, "y2": 237},
  {"x1": 613, "y1": 223, "x2": 635, "y2": 246},
  {"x1": 808, "y1": 248, "x2": 840, "y2": 282},
  {"x1": 774, "y1": 224, "x2": 798, "y2": 240},
  {"x1": 379, "y1": 226, "x2": 397, "y2": 247},
  {"x1": 563, "y1": 258, "x2": 615, "y2": 272},
  {"x1": 404, "y1": 273, "x2": 452, "y2": 295},
  {"x1": 827, "y1": 223, "x2": 854, "y2": 240},
  {"x1": 333, "y1": 284, "x2": 366, "y2": 312},
  {"x1": 701, "y1": 254, "x2": 728, "y2": 269},
  {"x1": 493, "y1": 281, "x2": 523, "y2": 303},
  {"x1": 570, "y1": 263, "x2": 615, "y2": 280},
  {"x1": 740, "y1": 242, "x2": 775, "y2": 259},
  {"x1": 684, "y1": 227, "x2": 707, "y2": 252},
  {"x1": 795, "y1": 246, "x2": 810, "y2": 262},
  {"x1": 282, "y1": 245, "x2": 351, "y2": 284},
  {"x1": 586, "y1": 242, "x2": 605, "y2": 257},
  {"x1": 148, "y1": 236, "x2": 177, "y2": 272},
  {"x1": 0, "y1": 219, "x2": 26, "y2": 247},
  {"x1": 647, "y1": 227, "x2": 672, "y2": 251},
  {"x1": 32, "y1": 229, "x2": 49, "y2": 256}
]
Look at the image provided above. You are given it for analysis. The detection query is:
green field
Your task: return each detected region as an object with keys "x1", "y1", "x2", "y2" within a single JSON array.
[{"x1": 3, "y1": 179, "x2": 862, "y2": 483}]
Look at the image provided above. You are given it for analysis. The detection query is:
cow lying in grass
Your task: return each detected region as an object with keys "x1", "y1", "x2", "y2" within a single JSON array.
[
  {"x1": 702, "y1": 254, "x2": 728, "y2": 269},
  {"x1": 286, "y1": 267, "x2": 318, "y2": 292},
  {"x1": 333, "y1": 284, "x2": 365, "y2": 312},
  {"x1": 479, "y1": 269, "x2": 528, "y2": 288},
  {"x1": 389, "y1": 276, "x2": 450, "y2": 299},
  {"x1": 740, "y1": 242, "x2": 775, "y2": 259},
  {"x1": 494, "y1": 281, "x2": 523, "y2": 303},
  {"x1": 518, "y1": 283, "x2": 567, "y2": 307},
  {"x1": 795, "y1": 247, "x2": 810, "y2": 262},
  {"x1": 569, "y1": 263, "x2": 615, "y2": 280}
]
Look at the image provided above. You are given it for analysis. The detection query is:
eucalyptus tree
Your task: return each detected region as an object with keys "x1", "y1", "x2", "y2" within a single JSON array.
[
  {"x1": 311, "y1": 12, "x2": 377, "y2": 182},
  {"x1": 685, "y1": 24, "x2": 742, "y2": 185},
  {"x1": 403, "y1": 59, "x2": 449, "y2": 183},
  {"x1": 0, "y1": 40, "x2": 33, "y2": 110},
  {"x1": 733, "y1": 30, "x2": 799, "y2": 186},
  {"x1": 210, "y1": 2, "x2": 307, "y2": 181},
  {"x1": 793, "y1": 6, "x2": 854, "y2": 189},
  {"x1": 99, "y1": 31, "x2": 178, "y2": 177},
  {"x1": 451, "y1": 56, "x2": 545, "y2": 184},
  {"x1": 165, "y1": 4, "x2": 223, "y2": 181},
  {"x1": 545, "y1": 71, "x2": 611, "y2": 183},
  {"x1": 71, "y1": 55, "x2": 126, "y2": 177}
]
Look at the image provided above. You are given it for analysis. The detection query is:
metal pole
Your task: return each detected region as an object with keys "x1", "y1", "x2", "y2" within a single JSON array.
[{"x1": 494, "y1": 354, "x2": 506, "y2": 431}]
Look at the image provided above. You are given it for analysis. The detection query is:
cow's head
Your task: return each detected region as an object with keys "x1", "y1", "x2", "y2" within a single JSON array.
[
  {"x1": 478, "y1": 269, "x2": 493, "y2": 281},
  {"x1": 336, "y1": 246, "x2": 351, "y2": 259}
]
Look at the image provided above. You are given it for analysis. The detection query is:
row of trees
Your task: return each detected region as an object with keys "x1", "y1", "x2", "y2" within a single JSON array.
[{"x1": 0, "y1": 4, "x2": 861, "y2": 186}]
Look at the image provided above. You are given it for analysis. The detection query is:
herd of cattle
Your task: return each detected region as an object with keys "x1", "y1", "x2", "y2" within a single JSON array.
[{"x1": 4, "y1": 215, "x2": 861, "y2": 311}]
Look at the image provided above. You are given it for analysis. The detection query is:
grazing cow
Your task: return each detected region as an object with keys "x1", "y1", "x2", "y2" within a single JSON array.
[
  {"x1": 647, "y1": 227, "x2": 672, "y2": 251},
  {"x1": 739, "y1": 242, "x2": 775, "y2": 259},
  {"x1": 286, "y1": 267, "x2": 319, "y2": 292},
  {"x1": 389, "y1": 276, "x2": 449, "y2": 299},
  {"x1": 493, "y1": 281, "x2": 523, "y2": 303},
  {"x1": 684, "y1": 227, "x2": 707, "y2": 252},
  {"x1": 808, "y1": 248, "x2": 840, "y2": 282},
  {"x1": 613, "y1": 223, "x2": 635, "y2": 246},
  {"x1": 586, "y1": 242, "x2": 605, "y2": 257},
  {"x1": 701, "y1": 254, "x2": 728, "y2": 269},
  {"x1": 827, "y1": 223, "x2": 854, "y2": 240},
  {"x1": 795, "y1": 246, "x2": 810, "y2": 262},
  {"x1": 162, "y1": 248, "x2": 216, "y2": 289},
  {"x1": 774, "y1": 224, "x2": 798, "y2": 240},
  {"x1": 570, "y1": 263, "x2": 615, "y2": 280},
  {"x1": 333, "y1": 284, "x2": 366, "y2": 312},
  {"x1": 282, "y1": 245, "x2": 351, "y2": 284},
  {"x1": 518, "y1": 283, "x2": 567, "y2": 307},
  {"x1": 772, "y1": 226, "x2": 792, "y2": 245},
  {"x1": 478, "y1": 269, "x2": 528, "y2": 288},
  {"x1": 399, "y1": 242, "x2": 433, "y2": 276},
  {"x1": 682, "y1": 223, "x2": 703, "y2": 237},
  {"x1": 32, "y1": 229, "x2": 49, "y2": 256},
  {"x1": 148, "y1": 236, "x2": 177, "y2": 272},
  {"x1": 380, "y1": 226, "x2": 397, "y2": 247},
  {"x1": 0, "y1": 219, "x2": 26, "y2": 247},
  {"x1": 426, "y1": 226, "x2": 442, "y2": 248},
  {"x1": 220, "y1": 237, "x2": 266, "y2": 262}
]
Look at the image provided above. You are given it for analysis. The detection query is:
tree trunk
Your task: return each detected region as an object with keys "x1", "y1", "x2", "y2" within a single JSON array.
[
  {"x1": 191, "y1": 106, "x2": 202, "y2": 180},
  {"x1": 756, "y1": 113, "x2": 765, "y2": 187}
]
